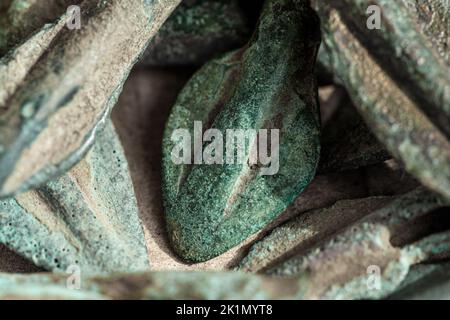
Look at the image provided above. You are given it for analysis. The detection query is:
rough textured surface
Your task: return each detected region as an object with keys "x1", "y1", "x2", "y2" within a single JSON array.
[
  {"x1": 0, "y1": 271, "x2": 307, "y2": 300},
  {"x1": 113, "y1": 68, "x2": 261, "y2": 271},
  {"x1": 0, "y1": 0, "x2": 82, "y2": 56},
  {"x1": 313, "y1": 0, "x2": 450, "y2": 202},
  {"x1": 0, "y1": 15, "x2": 66, "y2": 108},
  {"x1": 238, "y1": 196, "x2": 395, "y2": 273},
  {"x1": 112, "y1": 70, "x2": 415, "y2": 271},
  {"x1": 402, "y1": 0, "x2": 449, "y2": 65},
  {"x1": 0, "y1": 0, "x2": 181, "y2": 198},
  {"x1": 1, "y1": 0, "x2": 447, "y2": 300},
  {"x1": 237, "y1": 162, "x2": 419, "y2": 274},
  {"x1": 0, "y1": 121, "x2": 149, "y2": 275},
  {"x1": 389, "y1": 262, "x2": 450, "y2": 299},
  {"x1": 316, "y1": 0, "x2": 449, "y2": 129},
  {"x1": 2, "y1": 195, "x2": 450, "y2": 300},
  {"x1": 235, "y1": 159, "x2": 418, "y2": 268},
  {"x1": 267, "y1": 188, "x2": 450, "y2": 299},
  {"x1": 140, "y1": 0, "x2": 250, "y2": 66},
  {"x1": 162, "y1": 0, "x2": 321, "y2": 262}
]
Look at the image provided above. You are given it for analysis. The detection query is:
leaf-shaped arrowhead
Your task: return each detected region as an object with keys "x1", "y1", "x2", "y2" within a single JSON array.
[
  {"x1": 313, "y1": 0, "x2": 450, "y2": 202},
  {"x1": 0, "y1": 121, "x2": 149, "y2": 274},
  {"x1": 162, "y1": 0, "x2": 321, "y2": 262},
  {"x1": 0, "y1": 0, "x2": 181, "y2": 197}
]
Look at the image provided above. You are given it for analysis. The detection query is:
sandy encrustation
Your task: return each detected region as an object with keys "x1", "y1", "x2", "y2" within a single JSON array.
[
  {"x1": 112, "y1": 67, "x2": 258, "y2": 270},
  {"x1": 0, "y1": 67, "x2": 416, "y2": 273},
  {"x1": 110, "y1": 68, "x2": 389, "y2": 271}
]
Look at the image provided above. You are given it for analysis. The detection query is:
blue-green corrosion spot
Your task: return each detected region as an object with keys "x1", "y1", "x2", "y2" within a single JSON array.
[{"x1": 162, "y1": 0, "x2": 321, "y2": 262}]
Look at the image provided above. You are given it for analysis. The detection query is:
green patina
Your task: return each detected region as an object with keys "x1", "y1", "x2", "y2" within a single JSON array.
[
  {"x1": 264, "y1": 188, "x2": 449, "y2": 299},
  {"x1": 389, "y1": 262, "x2": 450, "y2": 299},
  {"x1": 4, "y1": 186, "x2": 446, "y2": 299},
  {"x1": 237, "y1": 196, "x2": 395, "y2": 273},
  {"x1": 0, "y1": 271, "x2": 306, "y2": 300},
  {"x1": 162, "y1": 0, "x2": 321, "y2": 262},
  {"x1": 0, "y1": 121, "x2": 149, "y2": 275},
  {"x1": 0, "y1": 0, "x2": 448, "y2": 301},
  {"x1": 0, "y1": 0, "x2": 181, "y2": 198},
  {"x1": 313, "y1": 0, "x2": 450, "y2": 202},
  {"x1": 316, "y1": 0, "x2": 450, "y2": 124}
]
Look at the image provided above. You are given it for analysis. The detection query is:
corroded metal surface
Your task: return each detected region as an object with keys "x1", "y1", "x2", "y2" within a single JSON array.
[
  {"x1": 403, "y1": 0, "x2": 449, "y2": 63},
  {"x1": 0, "y1": 121, "x2": 149, "y2": 274},
  {"x1": 0, "y1": 271, "x2": 306, "y2": 300},
  {"x1": 238, "y1": 196, "x2": 395, "y2": 273},
  {"x1": 316, "y1": 0, "x2": 449, "y2": 123},
  {"x1": 266, "y1": 188, "x2": 450, "y2": 299},
  {"x1": 0, "y1": 0, "x2": 82, "y2": 56},
  {"x1": 313, "y1": 0, "x2": 450, "y2": 202},
  {"x1": 162, "y1": 0, "x2": 321, "y2": 262},
  {"x1": 388, "y1": 262, "x2": 450, "y2": 299},
  {"x1": 0, "y1": 0, "x2": 181, "y2": 197},
  {"x1": 0, "y1": 0, "x2": 449, "y2": 301}
]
